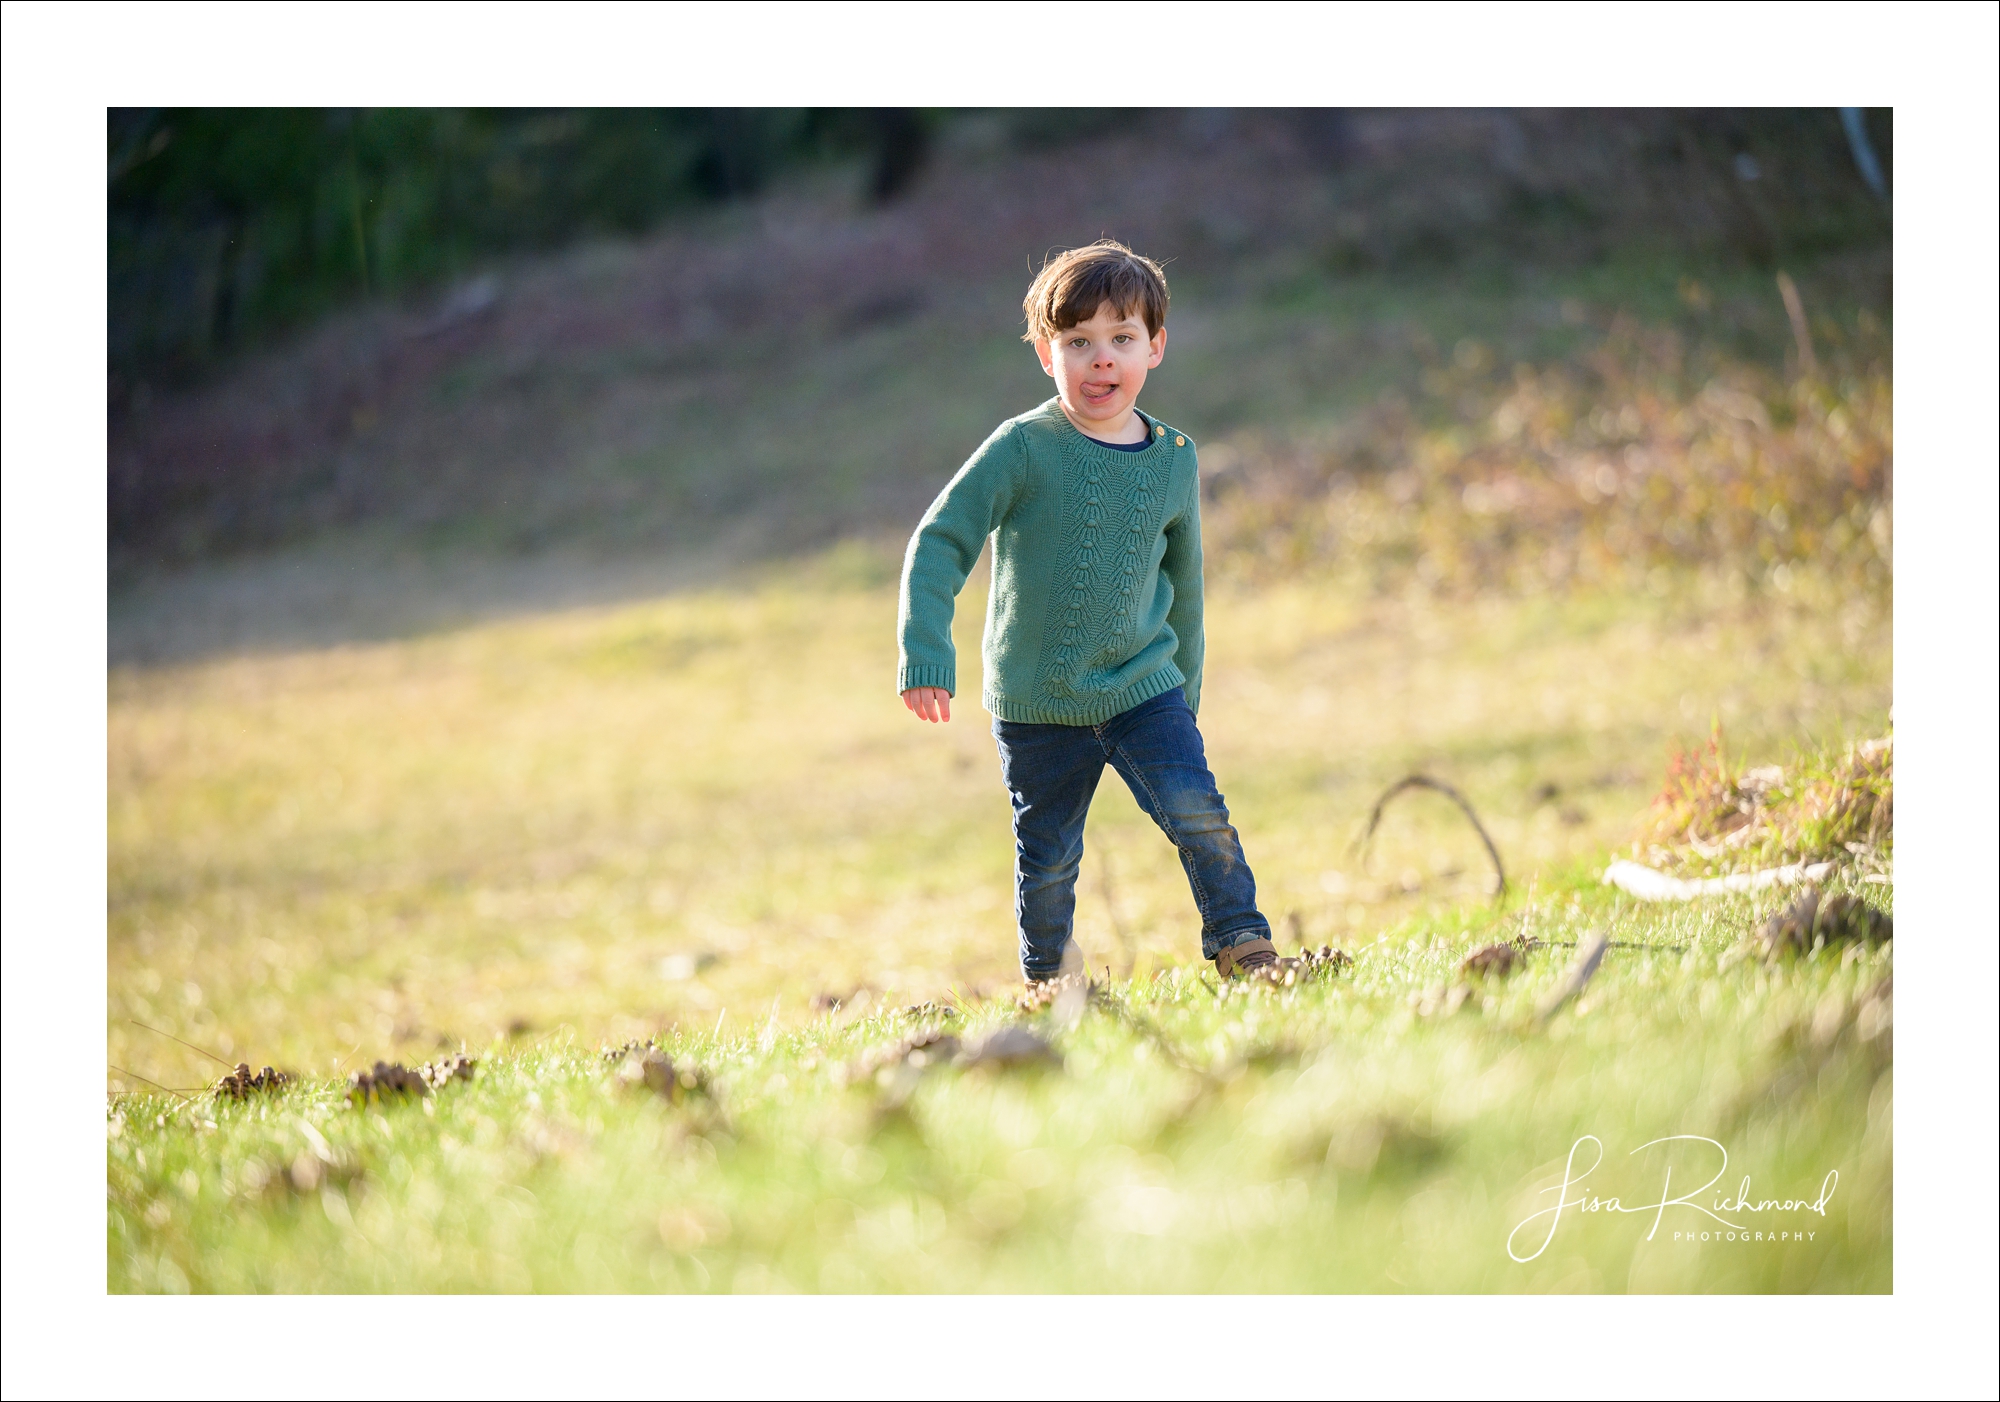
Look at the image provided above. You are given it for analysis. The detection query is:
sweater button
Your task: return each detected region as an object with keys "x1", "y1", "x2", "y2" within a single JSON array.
[{"x1": 1175, "y1": 435, "x2": 1185, "y2": 446}]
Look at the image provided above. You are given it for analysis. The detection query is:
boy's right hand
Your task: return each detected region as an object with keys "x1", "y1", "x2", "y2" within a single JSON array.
[{"x1": 902, "y1": 687, "x2": 952, "y2": 723}]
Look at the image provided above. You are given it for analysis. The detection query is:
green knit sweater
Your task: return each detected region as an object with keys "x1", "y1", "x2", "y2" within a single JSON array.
[{"x1": 897, "y1": 397, "x2": 1205, "y2": 725}]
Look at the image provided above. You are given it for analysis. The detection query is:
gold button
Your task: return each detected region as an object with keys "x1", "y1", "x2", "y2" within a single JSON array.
[
  {"x1": 1175, "y1": 435, "x2": 1185, "y2": 446},
  {"x1": 1155, "y1": 424, "x2": 1165, "y2": 436}
]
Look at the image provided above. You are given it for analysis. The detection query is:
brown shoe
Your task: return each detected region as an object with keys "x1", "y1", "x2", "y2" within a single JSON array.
[{"x1": 1214, "y1": 938, "x2": 1279, "y2": 978}]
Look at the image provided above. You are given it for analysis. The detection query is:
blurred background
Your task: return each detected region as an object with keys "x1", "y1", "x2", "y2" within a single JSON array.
[{"x1": 107, "y1": 108, "x2": 1892, "y2": 1075}]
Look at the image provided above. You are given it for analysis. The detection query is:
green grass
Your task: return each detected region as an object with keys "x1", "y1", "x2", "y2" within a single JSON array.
[
  {"x1": 109, "y1": 877, "x2": 1892, "y2": 1293},
  {"x1": 107, "y1": 561, "x2": 1891, "y2": 1292},
  {"x1": 104, "y1": 130, "x2": 1894, "y2": 1290}
]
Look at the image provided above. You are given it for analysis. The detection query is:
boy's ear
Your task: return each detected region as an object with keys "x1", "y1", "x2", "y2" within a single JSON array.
[
  {"x1": 1033, "y1": 337, "x2": 1055, "y2": 376},
  {"x1": 1147, "y1": 325, "x2": 1168, "y2": 369}
]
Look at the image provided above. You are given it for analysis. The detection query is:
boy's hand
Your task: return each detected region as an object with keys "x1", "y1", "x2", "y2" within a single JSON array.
[{"x1": 902, "y1": 686, "x2": 952, "y2": 723}]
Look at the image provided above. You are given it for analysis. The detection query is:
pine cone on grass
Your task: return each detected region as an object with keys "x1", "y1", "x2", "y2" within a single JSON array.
[
  {"x1": 1752, "y1": 888, "x2": 1892, "y2": 962},
  {"x1": 214, "y1": 1063, "x2": 294, "y2": 1101},
  {"x1": 347, "y1": 1061, "x2": 425, "y2": 1106},
  {"x1": 605, "y1": 1040, "x2": 708, "y2": 1101},
  {"x1": 420, "y1": 1054, "x2": 477, "y2": 1089},
  {"x1": 1239, "y1": 945, "x2": 1355, "y2": 990},
  {"x1": 347, "y1": 1054, "x2": 477, "y2": 1106},
  {"x1": 1015, "y1": 973, "x2": 1092, "y2": 1014},
  {"x1": 1459, "y1": 943, "x2": 1524, "y2": 979}
]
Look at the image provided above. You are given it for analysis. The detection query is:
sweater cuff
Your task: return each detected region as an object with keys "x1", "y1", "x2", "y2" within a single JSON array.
[{"x1": 898, "y1": 662, "x2": 956, "y2": 695}]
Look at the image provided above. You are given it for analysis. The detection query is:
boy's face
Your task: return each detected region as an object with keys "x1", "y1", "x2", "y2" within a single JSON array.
[{"x1": 1034, "y1": 301, "x2": 1167, "y2": 429}]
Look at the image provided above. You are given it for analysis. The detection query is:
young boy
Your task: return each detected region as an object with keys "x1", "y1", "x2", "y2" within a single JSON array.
[{"x1": 896, "y1": 240, "x2": 1279, "y2": 983}]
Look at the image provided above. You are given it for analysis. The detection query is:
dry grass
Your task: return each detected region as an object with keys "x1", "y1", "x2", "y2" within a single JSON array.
[
  {"x1": 110, "y1": 109, "x2": 1890, "y2": 578},
  {"x1": 1202, "y1": 308, "x2": 1891, "y2": 598},
  {"x1": 1640, "y1": 727, "x2": 1891, "y2": 876},
  {"x1": 107, "y1": 557, "x2": 1890, "y2": 1086}
]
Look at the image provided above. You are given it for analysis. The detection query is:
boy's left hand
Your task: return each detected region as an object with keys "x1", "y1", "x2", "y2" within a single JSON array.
[{"x1": 902, "y1": 687, "x2": 952, "y2": 723}]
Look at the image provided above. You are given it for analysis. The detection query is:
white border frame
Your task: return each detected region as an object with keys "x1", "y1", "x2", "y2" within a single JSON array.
[{"x1": 5, "y1": 3, "x2": 1994, "y2": 1397}]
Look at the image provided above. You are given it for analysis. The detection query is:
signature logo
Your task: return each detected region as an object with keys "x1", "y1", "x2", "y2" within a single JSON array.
[{"x1": 1507, "y1": 1135, "x2": 1839, "y2": 1263}]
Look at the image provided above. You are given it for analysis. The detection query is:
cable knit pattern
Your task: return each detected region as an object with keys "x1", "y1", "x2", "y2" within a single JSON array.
[
  {"x1": 898, "y1": 398, "x2": 1205, "y2": 726},
  {"x1": 1034, "y1": 423, "x2": 1175, "y2": 704}
]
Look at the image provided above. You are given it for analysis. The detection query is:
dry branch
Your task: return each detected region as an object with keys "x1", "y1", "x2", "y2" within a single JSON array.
[
  {"x1": 1536, "y1": 929, "x2": 1610, "y2": 1022},
  {"x1": 1603, "y1": 858, "x2": 1834, "y2": 901},
  {"x1": 1351, "y1": 774, "x2": 1507, "y2": 898}
]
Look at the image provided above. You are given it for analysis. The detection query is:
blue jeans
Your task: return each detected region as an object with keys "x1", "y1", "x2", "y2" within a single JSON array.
[{"x1": 992, "y1": 688, "x2": 1272, "y2": 979}]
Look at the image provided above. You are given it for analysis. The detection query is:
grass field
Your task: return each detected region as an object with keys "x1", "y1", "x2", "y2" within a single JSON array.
[
  {"x1": 107, "y1": 560, "x2": 1891, "y2": 1292},
  {"x1": 103, "y1": 109, "x2": 1896, "y2": 1294},
  {"x1": 109, "y1": 892, "x2": 1893, "y2": 1293}
]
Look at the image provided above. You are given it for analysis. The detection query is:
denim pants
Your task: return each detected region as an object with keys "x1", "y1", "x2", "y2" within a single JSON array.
[{"x1": 992, "y1": 688, "x2": 1272, "y2": 979}]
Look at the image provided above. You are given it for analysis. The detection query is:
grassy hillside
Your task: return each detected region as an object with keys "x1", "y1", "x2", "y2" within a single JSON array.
[
  {"x1": 109, "y1": 109, "x2": 1889, "y2": 588},
  {"x1": 108, "y1": 557, "x2": 1891, "y2": 1292},
  {"x1": 109, "y1": 564, "x2": 1888, "y2": 1073},
  {"x1": 106, "y1": 109, "x2": 1893, "y2": 1292}
]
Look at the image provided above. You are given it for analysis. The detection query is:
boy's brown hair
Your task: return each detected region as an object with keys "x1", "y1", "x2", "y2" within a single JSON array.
[{"x1": 1021, "y1": 239, "x2": 1170, "y2": 343}]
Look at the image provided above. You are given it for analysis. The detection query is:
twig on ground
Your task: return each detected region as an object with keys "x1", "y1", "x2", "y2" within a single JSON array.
[
  {"x1": 129, "y1": 1019, "x2": 235, "y2": 1068},
  {"x1": 107, "y1": 1064, "x2": 196, "y2": 1102},
  {"x1": 1350, "y1": 774, "x2": 1507, "y2": 898},
  {"x1": 1531, "y1": 938, "x2": 1687, "y2": 953},
  {"x1": 1536, "y1": 930, "x2": 1610, "y2": 1023},
  {"x1": 1603, "y1": 857, "x2": 1835, "y2": 901}
]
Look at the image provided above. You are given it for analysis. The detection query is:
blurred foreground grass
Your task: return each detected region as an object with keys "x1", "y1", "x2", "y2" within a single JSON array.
[
  {"x1": 110, "y1": 871, "x2": 1892, "y2": 1293},
  {"x1": 108, "y1": 558, "x2": 1889, "y2": 1291}
]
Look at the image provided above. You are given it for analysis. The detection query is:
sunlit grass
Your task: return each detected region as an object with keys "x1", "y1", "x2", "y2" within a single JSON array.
[
  {"x1": 108, "y1": 560, "x2": 1888, "y2": 1076},
  {"x1": 99, "y1": 108, "x2": 1899, "y2": 1295},
  {"x1": 107, "y1": 556, "x2": 1889, "y2": 1292},
  {"x1": 109, "y1": 877, "x2": 1892, "y2": 1293}
]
